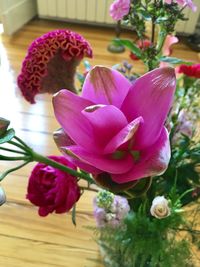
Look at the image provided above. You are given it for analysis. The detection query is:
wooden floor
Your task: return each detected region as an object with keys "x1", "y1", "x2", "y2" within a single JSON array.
[{"x1": 0, "y1": 19, "x2": 199, "y2": 267}]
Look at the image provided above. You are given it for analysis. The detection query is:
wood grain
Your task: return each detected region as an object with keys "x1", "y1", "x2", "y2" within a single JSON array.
[{"x1": 0, "y1": 19, "x2": 199, "y2": 267}]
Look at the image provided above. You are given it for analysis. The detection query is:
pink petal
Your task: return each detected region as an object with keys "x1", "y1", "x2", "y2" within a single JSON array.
[
  {"x1": 61, "y1": 147, "x2": 101, "y2": 174},
  {"x1": 53, "y1": 89, "x2": 99, "y2": 152},
  {"x1": 82, "y1": 104, "x2": 127, "y2": 148},
  {"x1": 162, "y1": 35, "x2": 178, "y2": 56},
  {"x1": 104, "y1": 116, "x2": 143, "y2": 154},
  {"x1": 112, "y1": 127, "x2": 170, "y2": 183},
  {"x1": 62, "y1": 145, "x2": 133, "y2": 174},
  {"x1": 186, "y1": 0, "x2": 197, "y2": 12},
  {"x1": 82, "y1": 66, "x2": 131, "y2": 108},
  {"x1": 121, "y1": 67, "x2": 176, "y2": 149}
]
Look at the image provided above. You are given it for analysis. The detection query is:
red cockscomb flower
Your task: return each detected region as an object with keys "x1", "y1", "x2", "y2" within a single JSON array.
[
  {"x1": 178, "y1": 64, "x2": 200, "y2": 78},
  {"x1": 17, "y1": 30, "x2": 93, "y2": 103}
]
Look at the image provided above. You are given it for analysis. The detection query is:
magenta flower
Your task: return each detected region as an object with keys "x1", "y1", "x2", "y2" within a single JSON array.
[
  {"x1": 110, "y1": 0, "x2": 131, "y2": 21},
  {"x1": 26, "y1": 156, "x2": 80, "y2": 216},
  {"x1": 164, "y1": 0, "x2": 197, "y2": 11},
  {"x1": 53, "y1": 66, "x2": 176, "y2": 184},
  {"x1": 17, "y1": 30, "x2": 92, "y2": 103}
]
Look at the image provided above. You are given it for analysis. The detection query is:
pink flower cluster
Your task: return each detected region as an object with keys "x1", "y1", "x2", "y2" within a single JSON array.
[
  {"x1": 26, "y1": 156, "x2": 80, "y2": 216},
  {"x1": 164, "y1": 0, "x2": 197, "y2": 12},
  {"x1": 17, "y1": 30, "x2": 92, "y2": 103},
  {"x1": 178, "y1": 64, "x2": 200, "y2": 78},
  {"x1": 93, "y1": 195, "x2": 130, "y2": 228},
  {"x1": 110, "y1": 0, "x2": 131, "y2": 21}
]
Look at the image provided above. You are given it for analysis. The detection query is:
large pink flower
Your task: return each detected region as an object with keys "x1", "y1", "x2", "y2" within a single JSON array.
[
  {"x1": 17, "y1": 30, "x2": 92, "y2": 103},
  {"x1": 53, "y1": 66, "x2": 176, "y2": 184},
  {"x1": 110, "y1": 0, "x2": 131, "y2": 21},
  {"x1": 164, "y1": 0, "x2": 197, "y2": 11}
]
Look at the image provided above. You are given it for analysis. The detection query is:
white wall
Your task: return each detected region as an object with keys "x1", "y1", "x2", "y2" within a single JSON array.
[{"x1": 0, "y1": 0, "x2": 37, "y2": 35}]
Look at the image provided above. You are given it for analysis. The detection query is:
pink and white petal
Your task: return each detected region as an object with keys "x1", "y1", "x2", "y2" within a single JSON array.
[
  {"x1": 53, "y1": 128, "x2": 75, "y2": 150},
  {"x1": 104, "y1": 116, "x2": 144, "y2": 154},
  {"x1": 162, "y1": 35, "x2": 178, "y2": 56},
  {"x1": 121, "y1": 67, "x2": 176, "y2": 149},
  {"x1": 53, "y1": 89, "x2": 98, "y2": 152},
  {"x1": 82, "y1": 104, "x2": 127, "y2": 148},
  {"x1": 82, "y1": 66, "x2": 132, "y2": 108},
  {"x1": 62, "y1": 145, "x2": 134, "y2": 174},
  {"x1": 111, "y1": 127, "x2": 170, "y2": 183}
]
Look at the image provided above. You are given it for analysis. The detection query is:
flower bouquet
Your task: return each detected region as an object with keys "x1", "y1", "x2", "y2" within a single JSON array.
[{"x1": 0, "y1": 1, "x2": 200, "y2": 266}]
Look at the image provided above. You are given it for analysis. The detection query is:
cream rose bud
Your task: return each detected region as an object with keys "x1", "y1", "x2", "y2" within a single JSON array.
[
  {"x1": 0, "y1": 187, "x2": 6, "y2": 206},
  {"x1": 150, "y1": 196, "x2": 171, "y2": 219}
]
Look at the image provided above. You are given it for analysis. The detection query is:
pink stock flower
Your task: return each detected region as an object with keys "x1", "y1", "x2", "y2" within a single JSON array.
[
  {"x1": 93, "y1": 194, "x2": 130, "y2": 228},
  {"x1": 172, "y1": 110, "x2": 193, "y2": 144},
  {"x1": 53, "y1": 66, "x2": 176, "y2": 184},
  {"x1": 17, "y1": 30, "x2": 92, "y2": 103},
  {"x1": 110, "y1": 0, "x2": 131, "y2": 21},
  {"x1": 26, "y1": 156, "x2": 80, "y2": 216},
  {"x1": 164, "y1": 0, "x2": 197, "y2": 11}
]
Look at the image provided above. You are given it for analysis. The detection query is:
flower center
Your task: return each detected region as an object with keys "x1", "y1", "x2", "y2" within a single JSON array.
[{"x1": 112, "y1": 149, "x2": 140, "y2": 162}]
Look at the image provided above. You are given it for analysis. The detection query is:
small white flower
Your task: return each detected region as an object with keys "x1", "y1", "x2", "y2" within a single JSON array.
[
  {"x1": 105, "y1": 213, "x2": 116, "y2": 222},
  {"x1": 0, "y1": 187, "x2": 6, "y2": 206},
  {"x1": 150, "y1": 196, "x2": 171, "y2": 219}
]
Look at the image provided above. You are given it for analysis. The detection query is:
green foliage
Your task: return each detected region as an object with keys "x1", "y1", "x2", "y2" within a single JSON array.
[
  {"x1": 113, "y1": 39, "x2": 142, "y2": 58},
  {"x1": 96, "y1": 208, "x2": 192, "y2": 267},
  {"x1": 159, "y1": 56, "x2": 193, "y2": 65}
]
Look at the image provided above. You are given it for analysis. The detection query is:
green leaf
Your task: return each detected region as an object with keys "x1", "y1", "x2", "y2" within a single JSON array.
[
  {"x1": 113, "y1": 39, "x2": 142, "y2": 58},
  {"x1": 0, "y1": 128, "x2": 15, "y2": 145},
  {"x1": 140, "y1": 10, "x2": 151, "y2": 21},
  {"x1": 72, "y1": 204, "x2": 76, "y2": 226},
  {"x1": 83, "y1": 60, "x2": 91, "y2": 71},
  {"x1": 156, "y1": 17, "x2": 168, "y2": 23},
  {"x1": 159, "y1": 56, "x2": 193, "y2": 65}
]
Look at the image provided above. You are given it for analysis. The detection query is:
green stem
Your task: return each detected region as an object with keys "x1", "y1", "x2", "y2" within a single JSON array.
[
  {"x1": 0, "y1": 155, "x2": 31, "y2": 161},
  {"x1": 0, "y1": 146, "x2": 27, "y2": 155},
  {"x1": 14, "y1": 136, "x2": 31, "y2": 150},
  {"x1": 31, "y1": 151, "x2": 95, "y2": 184},
  {"x1": 124, "y1": 190, "x2": 136, "y2": 199},
  {"x1": 151, "y1": 21, "x2": 155, "y2": 44},
  {"x1": 151, "y1": 0, "x2": 156, "y2": 44},
  {"x1": 8, "y1": 140, "x2": 28, "y2": 151},
  {"x1": 0, "y1": 160, "x2": 31, "y2": 181},
  {"x1": 80, "y1": 186, "x2": 98, "y2": 193},
  {"x1": 156, "y1": 29, "x2": 167, "y2": 56}
]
